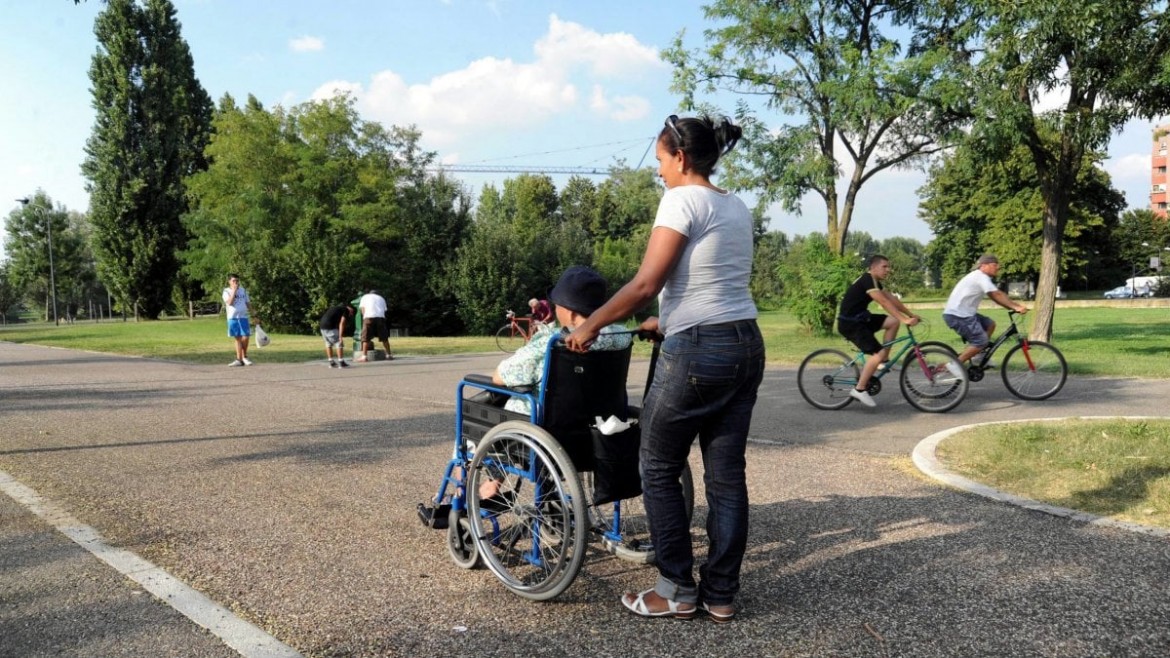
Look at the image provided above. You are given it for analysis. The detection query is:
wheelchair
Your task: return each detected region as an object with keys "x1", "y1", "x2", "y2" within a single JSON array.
[{"x1": 418, "y1": 333, "x2": 695, "y2": 601}]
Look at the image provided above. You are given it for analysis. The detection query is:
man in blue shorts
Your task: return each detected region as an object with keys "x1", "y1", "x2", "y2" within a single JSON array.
[
  {"x1": 836, "y1": 255, "x2": 923, "y2": 407},
  {"x1": 943, "y1": 254, "x2": 1028, "y2": 368},
  {"x1": 223, "y1": 274, "x2": 257, "y2": 366}
]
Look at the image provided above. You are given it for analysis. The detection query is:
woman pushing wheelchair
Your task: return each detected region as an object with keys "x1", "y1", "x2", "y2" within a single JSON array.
[{"x1": 566, "y1": 113, "x2": 764, "y2": 623}]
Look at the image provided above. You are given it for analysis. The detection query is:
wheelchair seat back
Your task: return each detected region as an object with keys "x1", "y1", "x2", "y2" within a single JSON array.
[{"x1": 541, "y1": 343, "x2": 632, "y2": 471}]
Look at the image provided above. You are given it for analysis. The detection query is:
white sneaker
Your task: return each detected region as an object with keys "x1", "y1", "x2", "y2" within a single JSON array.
[
  {"x1": 945, "y1": 361, "x2": 965, "y2": 379},
  {"x1": 228, "y1": 359, "x2": 244, "y2": 367},
  {"x1": 242, "y1": 357, "x2": 254, "y2": 366},
  {"x1": 849, "y1": 388, "x2": 877, "y2": 408}
]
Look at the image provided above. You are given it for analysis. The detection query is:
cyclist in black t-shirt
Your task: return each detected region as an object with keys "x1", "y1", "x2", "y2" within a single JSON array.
[{"x1": 836, "y1": 255, "x2": 921, "y2": 407}]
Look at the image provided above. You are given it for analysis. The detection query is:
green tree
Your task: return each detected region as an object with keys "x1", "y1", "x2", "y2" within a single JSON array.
[
  {"x1": 448, "y1": 174, "x2": 593, "y2": 334},
  {"x1": 82, "y1": 0, "x2": 212, "y2": 319},
  {"x1": 751, "y1": 230, "x2": 789, "y2": 310},
  {"x1": 779, "y1": 234, "x2": 858, "y2": 336},
  {"x1": 878, "y1": 236, "x2": 928, "y2": 294},
  {"x1": 960, "y1": 0, "x2": 1170, "y2": 339},
  {"x1": 920, "y1": 138, "x2": 1124, "y2": 292},
  {"x1": 184, "y1": 94, "x2": 469, "y2": 333},
  {"x1": 1113, "y1": 209, "x2": 1170, "y2": 288},
  {"x1": 0, "y1": 262, "x2": 20, "y2": 325},
  {"x1": 665, "y1": 0, "x2": 966, "y2": 255},
  {"x1": 559, "y1": 176, "x2": 600, "y2": 238},
  {"x1": 592, "y1": 165, "x2": 662, "y2": 242},
  {"x1": 4, "y1": 194, "x2": 88, "y2": 322},
  {"x1": 387, "y1": 131, "x2": 472, "y2": 335}
]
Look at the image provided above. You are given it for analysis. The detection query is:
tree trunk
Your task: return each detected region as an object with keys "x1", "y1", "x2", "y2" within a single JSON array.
[{"x1": 1031, "y1": 190, "x2": 1069, "y2": 342}]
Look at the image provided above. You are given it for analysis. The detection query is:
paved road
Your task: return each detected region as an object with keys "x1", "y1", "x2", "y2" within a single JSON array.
[{"x1": 1, "y1": 342, "x2": 1167, "y2": 658}]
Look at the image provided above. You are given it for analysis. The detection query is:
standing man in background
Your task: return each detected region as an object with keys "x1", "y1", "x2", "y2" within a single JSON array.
[
  {"x1": 223, "y1": 274, "x2": 256, "y2": 367},
  {"x1": 357, "y1": 289, "x2": 392, "y2": 362}
]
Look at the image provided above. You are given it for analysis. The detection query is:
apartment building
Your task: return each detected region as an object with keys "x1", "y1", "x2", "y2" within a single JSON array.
[{"x1": 1153, "y1": 123, "x2": 1170, "y2": 217}]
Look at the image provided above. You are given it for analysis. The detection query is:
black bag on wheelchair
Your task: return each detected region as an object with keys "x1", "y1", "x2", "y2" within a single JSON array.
[{"x1": 590, "y1": 405, "x2": 642, "y2": 505}]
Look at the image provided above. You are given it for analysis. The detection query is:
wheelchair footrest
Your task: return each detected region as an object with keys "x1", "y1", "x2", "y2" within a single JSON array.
[{"x1": 417, "y1": 502, "x2": 451, "y2": 529}]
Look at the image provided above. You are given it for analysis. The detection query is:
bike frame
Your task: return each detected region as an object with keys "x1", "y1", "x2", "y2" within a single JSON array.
[
  {"x1": 971, "y1": 311, "x2": 1027, "y2": 371},
  {"x1": 505, "y1": 311, "x2": 534, "y2": 341},
  {"x1": 858, "y1": 324, "x2": 937, "y2": 383}
]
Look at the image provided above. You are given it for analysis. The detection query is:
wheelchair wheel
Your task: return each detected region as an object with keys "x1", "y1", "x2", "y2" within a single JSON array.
[
  {"x1": 446, "y1": 507, "x2": 480, "y2": 569},
  {"x1": 584, "y1": 464, "x2": 695, "y2": 565},
  {"x1": 467, "y1": 421, "x2": 587, "y2": 601}
]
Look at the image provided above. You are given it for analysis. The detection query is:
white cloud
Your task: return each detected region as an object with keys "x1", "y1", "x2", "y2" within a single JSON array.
[
  {"x1": 307, "y1": 15, "x2": 661, "y2": 147},
  {"x1": 1106, "y1": 152, "x2": 1150, "y2": 182},
  {"x1": 290, "y1": 35, "x2": 325, "y2": 53},
  {"x1": 589, "y1": 84, "x2": 651, "y2": 122},
  {"x1": 535, "y1": 15, "x2": 661, "y2": 78},
  {"x1": 311, "y1": 79, "x2": 364, "y2": 102}
]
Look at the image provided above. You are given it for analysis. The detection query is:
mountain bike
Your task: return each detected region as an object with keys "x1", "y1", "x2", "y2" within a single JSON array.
[
  {"x1": 797, "y1": 323, "x2": 969, "y2": 413},
  {"x1": 917, "y1": 310, "x2": 1067, "y2": 401},
  {"x1": 495, "y1": 310, "x2": 537, "y2": 353}
]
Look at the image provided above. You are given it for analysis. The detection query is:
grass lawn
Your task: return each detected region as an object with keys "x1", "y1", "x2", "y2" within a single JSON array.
[{"x1": 937, "y1": 418, "x2": 1170, "y2": 530}]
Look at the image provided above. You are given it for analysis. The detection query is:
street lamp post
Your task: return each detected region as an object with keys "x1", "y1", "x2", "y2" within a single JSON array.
[{"x1": 16, "y1": 198, "x2": 58, "y2": 325}]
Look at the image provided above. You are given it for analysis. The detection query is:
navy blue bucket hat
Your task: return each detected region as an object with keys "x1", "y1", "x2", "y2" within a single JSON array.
[{"x1": 548, "y1": 266, "x2": 608, "y2": 316}]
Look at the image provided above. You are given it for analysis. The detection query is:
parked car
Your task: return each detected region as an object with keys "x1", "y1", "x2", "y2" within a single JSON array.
[{"x1": 1103, "y1": 285, "x2": 1153, "y2": 299}]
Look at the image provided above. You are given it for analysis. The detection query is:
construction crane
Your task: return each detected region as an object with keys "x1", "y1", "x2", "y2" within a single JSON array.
[
  {"x1": 425, "y1": 136, "x2": 658, "y2": 177},
  {"x1": 427, "y1": 164, "x2": 610, "y2": 176}
]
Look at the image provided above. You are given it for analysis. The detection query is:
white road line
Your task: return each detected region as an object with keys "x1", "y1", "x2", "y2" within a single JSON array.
[{"x1": 0, "y1": 468, "x2": 303, "y2": 658}]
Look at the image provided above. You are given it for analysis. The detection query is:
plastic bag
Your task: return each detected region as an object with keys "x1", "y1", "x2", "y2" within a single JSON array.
[{"x1": 255, "y1": 325, "x2": 271, "y2": 348}]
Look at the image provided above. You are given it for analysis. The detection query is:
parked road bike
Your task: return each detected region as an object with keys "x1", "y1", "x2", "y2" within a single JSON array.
[
  {"x1": 797, "y1": 323, "x2": 969, "y2": 413},
  {"x1": 495, "y1": 310, "x2": 538, "y2": 353},
  {"x1": 917, "y1": 310, "x2": 1067, "y2": 401}
]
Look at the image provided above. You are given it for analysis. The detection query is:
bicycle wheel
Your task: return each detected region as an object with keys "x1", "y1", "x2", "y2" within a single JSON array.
[
  {"x1": 797, "y1": 348, "x2": 859, "y2": 410},
  {"x1": 583, "y1": 463, "x2": 695, "y2": 565},
  {"x1": 899, "y1": 347, "x2": 968, "y2": 413},
  {"x1": 1000, "y1": 341, "x2": 1067, "y2": 401},
  {"x1": 495, "y1": 324, "x2": 525, "y2": 353}
]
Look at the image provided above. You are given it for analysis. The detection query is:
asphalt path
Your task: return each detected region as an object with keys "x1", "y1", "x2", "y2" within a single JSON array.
[{"x1": 1, "y1": 341, "x2": 1167, "y2": 658}]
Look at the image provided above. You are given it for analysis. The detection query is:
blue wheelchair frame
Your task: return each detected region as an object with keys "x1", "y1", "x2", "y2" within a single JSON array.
[{"x1": 422, "y1": 331, "x2": 669, "y2": 600}]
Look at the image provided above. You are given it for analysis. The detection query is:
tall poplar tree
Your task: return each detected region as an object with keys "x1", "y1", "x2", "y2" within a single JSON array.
[{"x1": 82, "y1": 0, "x2": 212, "y2": 318}]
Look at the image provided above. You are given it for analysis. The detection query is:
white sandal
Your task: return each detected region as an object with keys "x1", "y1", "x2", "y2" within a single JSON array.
[
  {"x1": 621, "y1": 589, "x2": 696, "y2": 619},
  {"x1": 701, "y1": 601, "x2": 736, "y2": 623}
]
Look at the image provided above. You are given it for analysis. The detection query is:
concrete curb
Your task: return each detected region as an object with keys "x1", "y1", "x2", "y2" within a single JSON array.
[{"x1": 912, "y1": 416, "x2": 1170, "y2": 539}]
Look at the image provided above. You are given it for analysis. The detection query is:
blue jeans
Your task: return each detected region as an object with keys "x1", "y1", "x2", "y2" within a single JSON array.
[{"x1": 641, "y1": 319, "x2": 765, "y2": 606}]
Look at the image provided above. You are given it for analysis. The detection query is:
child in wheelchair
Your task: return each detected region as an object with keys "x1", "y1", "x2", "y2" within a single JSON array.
[
  {"x1": 479, "y1": 265, "x2": 633, "y2": 415},
  {"x1": 474, "y1": 265, "x2": 633, "y2": 498}
]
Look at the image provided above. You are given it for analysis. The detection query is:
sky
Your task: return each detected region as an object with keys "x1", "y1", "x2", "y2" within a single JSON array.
[{"x1": 0, "y1": 0, "x2": 1162, "y2": 253}]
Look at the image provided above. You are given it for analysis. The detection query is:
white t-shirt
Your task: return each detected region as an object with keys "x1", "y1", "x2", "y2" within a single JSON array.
[
  {"x1": 943, "y1": 269, "x2": 998, "y2": 317},
  {"x1": 359, "y1": 292, "x2": 387, "y2": 319},
  {"x1": 653, "y1": 185, "x2": 757, "y2": 336},
  {"x1": 222, "y1": 286, "x2": 249, "y2": 320}
]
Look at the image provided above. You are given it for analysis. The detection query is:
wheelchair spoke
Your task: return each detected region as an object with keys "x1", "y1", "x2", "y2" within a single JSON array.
[{"x1": 467, "y1": 423, "x2": 587, "y2": 601}]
